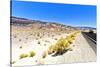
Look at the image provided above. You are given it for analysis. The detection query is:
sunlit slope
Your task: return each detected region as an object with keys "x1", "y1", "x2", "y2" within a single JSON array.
[{"x1": 11, "y1": 17, "x2": 96, "y2": 66}]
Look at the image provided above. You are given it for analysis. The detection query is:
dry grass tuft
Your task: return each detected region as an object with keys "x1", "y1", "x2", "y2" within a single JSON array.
[
  {"x1": 29, "y1": 51, "x2": 35, "y2": 57},
  {"x1": 19, "y1": 53, "x2": 28, "y2": 59},
  {"x1": 46, "y1": 31, "x2": 80, "y2": 56},
  {"x1": 10, "y1": 61, "x2": 16, "y2": 64}
]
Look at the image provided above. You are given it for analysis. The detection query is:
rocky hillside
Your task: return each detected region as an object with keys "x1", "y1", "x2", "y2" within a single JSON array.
[{"x1": 11, "y1": 16, "x2": 79, "y2": 32}]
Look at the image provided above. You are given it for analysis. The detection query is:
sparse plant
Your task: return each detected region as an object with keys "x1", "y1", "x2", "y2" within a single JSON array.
[
  {"x1": 36, "y1": 38, "x2": 38, "y2": 40},
  {"x1": 29, "y1": 51, "x2": 35, "y2": 57},
  {"x1": 10, "y1": 61, "x2": 16, "y2": 64},
  {"x1": 26, "y1": 37, "x2": 28, "y2": 40},
  {"x1": 45, "y1": 40, "x2": 50, "y2": 43},
  {"x1": 89, "y1": 30, "x2": 94, "y2": 33},
  {"x1": 55, "y1": 38, "x2": 58, "y2": 40},
  {"x1": 19, "y1": 53, "x2": 28, "y2": 59},
  {"x1": 37, "y1": 33, "x2": 40, "y2": 37},
  {"x1": 38, "y1": 41, "x2": 40, "y2": 44},
  {"x1": 30, "y1": 34, "x2": 32, "y2": 35},
  {"x1": 45, "y1": 31, "x2": 79, "y2": 57},
  {"x1": 68, "y1": 38, "x2": 73, "y2": 44},
  {"x1": 19, "y1": 39, "x2": 21, "y2": 42},
  {"x1": 42, "y1": 51, "x2": 48, "y2": 58},
  {"x1": 14, "y1": 35, "x2": 17, "y2": 38},
  {"x1": 48, "y1": 45, "x2": 55, "y2": 54},
  {"x1": 40, "y1": 36, "x2": 42, "y2": 39},
  {"x1": 44, "y1": 44, "x2": 46, "y2": 46},
  {"x1": 68, "y1": 48, "x2": 73, "y2": 51},
  {"x1": 66, "y1": 35, "x2": 74, "y2": 44},
  {"x1": 55, "y1": 37, "x2": 70, "y2": 52},
  {"x1": 59, "y1": 37, "x2": 68, "y2": 46},
  {"x1": 47, "y1": 37, "x2": 70, "y2": 55},
  {"x1": 19, "y1": 46, "x2": 22, "y2": 49},
  {"x1": 52, "y1": 35, "x2": 54, "y2": 37}
]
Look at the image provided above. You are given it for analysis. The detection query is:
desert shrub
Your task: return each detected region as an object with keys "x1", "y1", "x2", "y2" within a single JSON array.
[
  {"x1": 29, "y1": 51, "x2": 35, "y2": 57},
  {"x1": 52, "y1": 35, "x2": 54, "y2": 37},
  {"x1": 19, "y1": 39, "x2": 22, "y2": 42},
  {"x1": 55, "y1": 38, "x2": 70, "y2": 52},
  {"x1": 71, "y1": 36, "x2": 75, "y2": 40},
  {"x1": 38, "y1": 41, "x2": 40, "y2": 44},
  {"x1": 68, "y1": 48, "x2": 73, "y2": 51},
  {"x1": 44, "y1": 44, "x2": 46, "y2": 46},
  {"x1": 71, "y1": 35, "x2": 75, "y2": 38},
  {"x1": 40, "y1": 36, "x2": 42, "y2": 39},
  {"x1": 46, "y1": 32, "x2": 79, "y2": 56},
  {"x1": 47, "y1": 37, "x2": 70, "y2": 55},
  {"x1": 57, "y1": 37, "x2": 69, "y2": 48},
  {"x1": 10, "y1": 61, "x2": 16, "y2": 64},
  {"x1": 19, "y1": 46, "x2": 22, "y2": 49},
  {"x1": 68, "y1": 38, "x2": 73, "y2": 44},
  {"x1": 67, "y1": 34, "x2": 74, "y2": 39},
  {"x1": 26, "y1": 37, "x2": 28, "y2": 40},
  {"x1": 19, "y1": 53, "x2": 28, "y2": 59},
  {"x1": 14, "y1": 35, "x2": 17, "y2": 38},
  {"x1": 42, "y1": 51, "x2": 48, "y2": 58},
  {"x1": 89, "y1": 30, "x2": 94, "y2": 33},
  {"x1": 48, "y1": 45, "x2": 55, "y2": 54},
  {"x1": 30, "y1": 34, "x2": 32, "y2": 35},
  {"x1": 66, "y1": 35, "x2": 75, "y2": 44},
  {"x1": 45, "y1": 40, "x2": 50, "y2": 43},
  {"x1": 36, "y1": 38, "x2": 38, "y2": 40},
  {"x1": 37, "y1": 33, "x2": 40, "y2": 37},
  {"x1": 63, "y1": 40, "x2": 70, "y2": 48},
  {"x1": 55, "y1": 38, "x2": 58, "y2": 40}
]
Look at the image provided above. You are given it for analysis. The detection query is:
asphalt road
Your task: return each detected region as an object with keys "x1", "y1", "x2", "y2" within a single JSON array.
[{"x1": 82, "y1": 32, "x2": 97, "y2": 54}]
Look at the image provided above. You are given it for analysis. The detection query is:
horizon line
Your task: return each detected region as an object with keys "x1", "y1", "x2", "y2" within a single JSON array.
[{"x1": 11, "y1": 16, "x2": 96, "y2": 28}]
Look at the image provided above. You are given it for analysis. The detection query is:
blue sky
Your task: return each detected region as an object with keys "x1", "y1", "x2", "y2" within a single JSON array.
[{"x1": 11, "y1": 1, "x2": 96, "y2": 28}]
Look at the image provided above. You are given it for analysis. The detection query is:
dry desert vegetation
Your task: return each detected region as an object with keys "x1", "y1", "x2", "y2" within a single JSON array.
[{"x1": 11, "y1": 17, "x2": 96, "y2": 66}]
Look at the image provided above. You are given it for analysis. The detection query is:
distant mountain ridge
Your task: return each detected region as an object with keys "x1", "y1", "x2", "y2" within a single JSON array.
[
  {"x1": 11, "y1": 16, "x2": 79, "y2": 32},
  {"x1": 11, "y1": 16, "x2": 45, "y2": 24},
  {"x1": 11, "y1": 16, "x2": 95, "y2": 31},
  {"x1": 76, "y1": 26, "x2": 96, "y2": 30},
  {"x1": 10, "y1": 16, "x2": 73, "y2": 28}
]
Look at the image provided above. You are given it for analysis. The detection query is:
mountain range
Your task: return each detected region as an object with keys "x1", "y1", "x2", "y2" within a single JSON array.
[{"x1": 10, "y1": 16, "x2": 96, "y2": 30}]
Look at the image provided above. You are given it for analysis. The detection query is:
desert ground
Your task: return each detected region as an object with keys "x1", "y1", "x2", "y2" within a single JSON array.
[{"x1": 11, "y1": 23, "x2": 96, "y2": 67}]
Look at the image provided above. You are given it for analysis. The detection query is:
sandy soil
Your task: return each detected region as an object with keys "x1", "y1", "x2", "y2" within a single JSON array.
[{"x1": 11, "y1": 26, "x2": 96, "y2": 67}]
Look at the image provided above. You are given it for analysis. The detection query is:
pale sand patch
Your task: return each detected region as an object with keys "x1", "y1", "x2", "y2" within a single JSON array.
[
  {"x1": 12, "y1": 26, "x2": 69, "y2": 66},
  {"x1": 12, "y1": 33, "x2": 96, "y2": 67}
]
